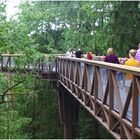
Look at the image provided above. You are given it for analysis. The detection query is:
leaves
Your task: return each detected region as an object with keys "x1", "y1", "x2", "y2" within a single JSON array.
[{"x1": 0, "y1": 1, "x2": 140, "y2": 139}]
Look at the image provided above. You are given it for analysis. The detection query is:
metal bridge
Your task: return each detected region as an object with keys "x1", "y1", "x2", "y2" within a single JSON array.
[{"x1": 1, "y1": 54, "x2": 140, "y2": 139}]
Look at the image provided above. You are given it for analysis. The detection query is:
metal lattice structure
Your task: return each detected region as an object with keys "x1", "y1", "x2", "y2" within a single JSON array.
[{"x1": 57, "y1": 56, "x2": 140, "y2": 139}]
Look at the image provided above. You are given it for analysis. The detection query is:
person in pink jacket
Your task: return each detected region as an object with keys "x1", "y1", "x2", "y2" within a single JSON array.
[{"x1": 135, "y1": 43, "x2": 140, "y2": 67}]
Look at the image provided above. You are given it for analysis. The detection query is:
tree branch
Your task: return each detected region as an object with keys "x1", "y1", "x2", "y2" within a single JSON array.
[{"x1": 0, "y1": 79, "x2": 26, "y2": 104}]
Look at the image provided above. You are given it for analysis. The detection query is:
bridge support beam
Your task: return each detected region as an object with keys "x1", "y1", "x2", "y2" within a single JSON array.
[
  {"x1": 58, "y1": 83, "x2": 79, "y2": 139},
  {"x1": 64, "y1": 124, "x2": 76, "y2": 139}
]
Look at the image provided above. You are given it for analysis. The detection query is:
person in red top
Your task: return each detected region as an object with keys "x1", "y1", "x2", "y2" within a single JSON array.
[{"x1": 86, "y1": 52, "x2": 93, "y2": 60}]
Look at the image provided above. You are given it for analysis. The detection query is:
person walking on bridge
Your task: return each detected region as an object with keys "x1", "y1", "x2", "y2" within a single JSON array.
[
  {"x1": 66, "y1": 49, "x2": 73, "y2": 57},
  {"x1": 75, "y1": 48, "x2": 83, "y2": 58},
  {"x1": 124, "y1": 49, "x2": 139, "y2": 89},
  {"x1": 124, "y1": 49, "x2": 139, "y2": 110},
  {"x1": 104, "y1": 48, "x2": 119, "y2": 64},
  {"x1": 124, "y1": 49, "x2": 139, "y2": 71},
  {"x1": 86, "y1": 52, "x2": 93, "y2": 60},
  {"x1": 135, "y1": 43, "x2": 140, "y2": 67}
]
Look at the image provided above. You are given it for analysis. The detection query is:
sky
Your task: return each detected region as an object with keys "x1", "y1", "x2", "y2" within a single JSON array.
[{"x1": 5, "y1": 0, "x2": 22, "y2": 18}]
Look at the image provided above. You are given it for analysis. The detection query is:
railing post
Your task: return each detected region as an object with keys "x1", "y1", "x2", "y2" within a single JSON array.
[
  {"x1": 27, "y1": 59, "x2": 30, "y2": 71},
  {"x1": 41, "y1": 58, "x2": 44, "y2": 73},
  {"x1": 9, "y1": 56, "x2": 11, "y2": 67},
  {"x1": 1, "y1": 56, "x2": 3, "y2": 71},
  {"x1": 58, "y1": 83, "x2": 79, "y2": 139},
  {"x1": 38, "y1": 58, "x2": 40, "y2": 73},
  {"x1": 132, "y1": 77, "x2": 139, "y2": 138},
  {"x1": 109, "y1": 70, "x2": 114, "y2": 130},
  {"x1": 56, "y1": 58, "x2": 58, "y2": 73}
]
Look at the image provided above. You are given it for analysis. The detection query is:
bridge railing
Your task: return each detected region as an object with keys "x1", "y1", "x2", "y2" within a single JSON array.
[
  {"x1": 0, "y1": 54, "x2": 58, "y2": 74},
  {"x1": 57, "y1": 56, "x2": 140, "y2": 139}
]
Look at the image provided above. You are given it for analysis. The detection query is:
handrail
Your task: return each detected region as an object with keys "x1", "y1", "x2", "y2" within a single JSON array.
[
  {"x1": 57, "y1": 56, "x2": 140, "y2": 75},
  {"x1": 1, "y1": 54, "x2": 24, "y2": 57},
  {"x1": 57, "y1": 56, "x2": 140, "y2": 139},
  {"x1": 0, "y1": 54, "x2": 58, "y2": 74},
  {"x1": 0, "y1": 53, "x2": 65, "y2": 56}
]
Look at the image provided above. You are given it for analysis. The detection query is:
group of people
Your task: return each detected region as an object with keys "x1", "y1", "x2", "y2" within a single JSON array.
[
  {"x1": 104, "y1": 44, "x2": 140, "y2": 69},
  {"x1": 65, "y1": 44, "x2": 140, "y2": 96},
  {"x1": 102, "y1": 46, "x2": 140, "y2": 90},
  {"x1": 66, "y1": 48, "x2": 84, "y2": 58},
  {"x1": 66, "y1": 48, "x2": 94, "y2": 59},
  {"x1": 66, "y1": 43, "x2": 140, "y2": 68}
]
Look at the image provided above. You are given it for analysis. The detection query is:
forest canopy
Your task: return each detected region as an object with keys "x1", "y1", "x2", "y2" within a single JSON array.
[{"x1": 0, "y1": 1, "x2": 140, "y2": 56}]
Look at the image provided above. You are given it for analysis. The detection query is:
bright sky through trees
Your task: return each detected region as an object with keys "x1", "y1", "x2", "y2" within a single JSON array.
[
  {"x1": 4, "y1": 0, "x2": 40, "y2": 19},
  {"x1": 5, "y1": 0, "x2": 22, "y2": 19}
]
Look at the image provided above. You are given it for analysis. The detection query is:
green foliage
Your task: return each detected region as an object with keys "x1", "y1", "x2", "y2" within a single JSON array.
[
  {"x1": 22, "y1": 79, "x2": 63, "y2": 139},
  {"x1": 0, "y1": 74, "x2": 37, "y2": 139},
  {"x1": 18, "y1": 1, "x2": 140, "y2": 56},
  {"x1": 0, "y1": 107, "x2": 31, "y2": 139},
  {"x1": 1, "y1": 1, "x2": 140, "y2": 56},
  {"x1": 0, "y1": 1, "x2": 140, "y2": 139},
  {"x1": 76, "y1": 107, "x2": 113, "y2": 139}
]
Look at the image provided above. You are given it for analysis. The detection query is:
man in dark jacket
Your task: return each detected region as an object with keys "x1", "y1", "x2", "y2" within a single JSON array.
[{"x1": 75, "y1": 49, "x2": 83, "y2": 58}]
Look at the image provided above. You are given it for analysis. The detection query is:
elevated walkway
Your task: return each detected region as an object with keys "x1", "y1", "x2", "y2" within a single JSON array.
[{"x1": 0, "y1": 54, "x2": 140, "y2": 139}]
